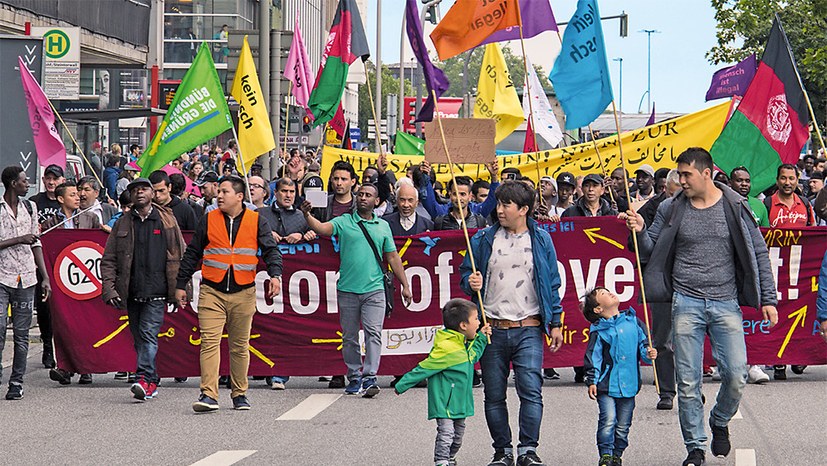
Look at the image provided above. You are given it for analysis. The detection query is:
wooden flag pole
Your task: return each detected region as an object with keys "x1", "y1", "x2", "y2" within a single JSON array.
[
  {"x1": 432, "y1": 90, "x2": 490, "y2": 343},
  {"x1": 48, "y1": 100, "x2": 106, "y2": 193},
  {"x1": 515, "y1": 1, "x2": 543, "y2": 200},
  {"x1": 283, "y1": 82, "x2": 292, "y2": 157},
  {"x1": 230, "y1": 124, "x2": 254, "y2": 202},
  {"x1": 586, "y1": 125, "x2": 617, "y2": 206},
  {"x1": 365, "y1": 78, "x2": 385, "y2": 156},
  {"x1": 610, "y1": 99, "x2": 659, "y2": 394}
]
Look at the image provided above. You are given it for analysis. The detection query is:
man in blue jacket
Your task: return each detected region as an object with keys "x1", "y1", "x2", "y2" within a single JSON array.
[
  {"x1": 623, "y1": 148, "x2": 778, "y2": 466},
  {"x1": 420, "y1": 159, "x2": 500, "y2": 220},
  {"x1": 460, "y1": 181, "x2": 564, "y2": 466}
]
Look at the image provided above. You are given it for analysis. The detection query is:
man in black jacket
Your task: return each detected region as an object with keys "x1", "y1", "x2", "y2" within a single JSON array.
[
  {"x1": 434, "y1": 176, "x2": 487, "y2": 231},
  {"x1": 382, "y1": 183, "x2": 433, "y2": 236},
  {"x1": 562, "y1": 174, "x2": 618, "y2": 219},
  {"x1": 149, "y1": 170, "x2": 197, "y2": 231}
]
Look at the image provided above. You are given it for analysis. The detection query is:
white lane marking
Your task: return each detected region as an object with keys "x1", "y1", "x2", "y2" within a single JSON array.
[
  {"x1": 276, "y1": 394, "x2": 342, "y2": 421},
  {"x1": 189, "y1": 450, "x2": 256, "y2": 466},
  {"x1": 735, "y1": 449, "x2": 756, "y2": 466},
  {"x1": 732, "y1": 408, "x2": 743, "y2": 419}
]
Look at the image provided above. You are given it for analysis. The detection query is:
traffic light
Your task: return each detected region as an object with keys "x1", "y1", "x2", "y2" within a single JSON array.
[
  {"x1": 619, "y1": 12, "x2": 628, "y2": 37},
  {"x1": 424, "y1": 6, "x2": 438, "y2": 25},
  {"x1": 280, "y1": 104, "x2": 288, "y2": 133},
  {"x1": 302, "y1": 115, "x2": 312, "y2": 133}
]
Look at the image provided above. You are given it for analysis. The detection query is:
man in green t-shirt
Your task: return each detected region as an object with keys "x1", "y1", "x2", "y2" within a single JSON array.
[
  {"x1": 302, "y1": 184, "x2": 412, "y2": 398},
  {"x1": 730, "y1": 167, "x2": 769, "y2": 227}
]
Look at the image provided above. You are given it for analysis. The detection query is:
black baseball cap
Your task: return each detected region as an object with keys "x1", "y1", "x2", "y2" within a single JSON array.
[
  {"x1": 556, "y1": 172, "x2": 576, "y2": 188},
  {"x1": 195, "y1": 170, "x2": 219, "y2": 186},
  {"x1": 303, "y1": 175, "x2": 324, "y2": 190},
  {"x1": 582, "y1": 174, "x2": 604, "y2": 186},
  {"x1": 44, "y1": 164, "x2": 64, "y2": 178}
]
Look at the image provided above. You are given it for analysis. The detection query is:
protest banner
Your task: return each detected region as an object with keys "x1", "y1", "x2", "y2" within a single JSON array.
[
  {"x1": 321, "y1": 101, "x2": 730, "y2": 184},
  {"x1": 41, "y1": 220, "x2": 825, "y2": 377},
  {"x1": 423, "y1": 118, "x2": 496, "y2": 164}
]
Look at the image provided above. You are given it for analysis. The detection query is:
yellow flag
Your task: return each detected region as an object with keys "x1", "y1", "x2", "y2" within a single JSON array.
[
  {"x1": 231, "y1": 36, "x2": 275, "y2": 170},
  {"x1": 474, "y1": 43, "x2": 524, "y2": 144}
]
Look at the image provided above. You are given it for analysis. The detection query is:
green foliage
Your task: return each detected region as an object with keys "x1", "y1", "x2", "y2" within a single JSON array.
[{"x1": 708, "y1": 0, "x2": 827, "y2": 137}]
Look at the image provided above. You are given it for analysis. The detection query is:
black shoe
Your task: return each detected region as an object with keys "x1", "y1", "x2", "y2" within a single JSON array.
[
  {"x1": 598, "y1": 454, "x2": 613, "y2": 466},
  {"x1": 473, "y1": 370, "x2": 482, "y2": 388},
  {"x1": 42, "y1": 350, "x2": 55, "y2": 369},
  {"x1": 574, "y1": 366, "x2": 585, "y2": 384},
  {"x1": 611, "y1": 455, "x2": 622, "y2": 466},
  {"x1": 790, "y1": 365, "x2": 806, "y2": 375},
  {"x1": 127, "y1": 372, "x2": 137, "y2": 384},
  {"x1": 389, "y1": 376, "x2": 401, "y2": 388},
  {"x1": 543, "y1": 368, "x2": 560, "y2": 380},
  {"x1": 710, "y1": 424, "x2": 731, "y2": 457},
  {"x1": 682, "y1": 449, "x2": 705, "y2": 466},
  {"x1": 232, "y1": 395, "x2": 251, "y2": 410},
  {"x1": 49, "y1": 368, "x2": 72, "y2": 385},
  {"x1": 114, "y1": 372, "x2": 128, "y2": 381},
  {"x1": 78, "y1": 374, "x2": 93, "y2": 385},
  {"x1": 488, "y1": 450, "x2": 515, "y2": 466},
  {"x1": 656, "y1": 396, "x2": 673, "y2": 410},
  {"x1": 328, "y1": 375, "x2": 346, "y2": 389},
  {"x1": 174, "y1": 377, "x2": 188, "y2": 383},
  {"x1": 516, "y1": 450, "x2": 544, "y2": 466},
  {"x1": 5, "y1": 384, "x2": 23, "y2": 400},
  {"x1": 773, "y1": 365, "x2": 787, "y2": 380},
  {"x1": 192, "y1": 394, "x2": 219, "y2": 413}
]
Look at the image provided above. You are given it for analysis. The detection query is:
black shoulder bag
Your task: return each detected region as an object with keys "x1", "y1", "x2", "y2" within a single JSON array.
[{"x1": 357, "y1": 222, "x2": 395, "y2": 317}]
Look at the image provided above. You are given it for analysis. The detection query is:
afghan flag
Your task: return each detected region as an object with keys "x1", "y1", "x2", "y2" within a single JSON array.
[
  {"x1": 307, "y1": 0, "x2": 370, "y2": 128},
  {"x1": 710, "y1": 16, "x2": 810, "y2": 196}
]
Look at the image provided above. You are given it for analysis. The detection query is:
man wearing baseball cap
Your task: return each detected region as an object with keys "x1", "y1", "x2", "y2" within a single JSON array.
[
  {"x1": 554, "y1": 172, "x2": 577, "y2": 215},
  {"x1": 634, "y1": 164, "x2": 656, "y2": 201},
  {"x1": 194, "y1": 171, "x2": 220, "y2": 207},
  {"x1": 562, "y1": 173, "x2": 618, "y2": 219}
]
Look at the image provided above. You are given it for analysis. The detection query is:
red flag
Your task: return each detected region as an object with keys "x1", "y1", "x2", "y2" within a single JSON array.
[
  {"x1": 523, "y1": 120, "x2": 538, "y2": 153},
  {"x1": 343, "y1": 120, "x2": 353, "y2": 150},
  {"x1": 330, "y1": 105, "x2": 347, "y2": 139}
]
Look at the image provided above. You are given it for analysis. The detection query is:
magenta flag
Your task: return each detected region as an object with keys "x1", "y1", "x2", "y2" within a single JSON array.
[
  {"x1": 18, "y1": 57, "x2": 66, "y2": 168},
  {"x1": 283, "y1": 14, "x2": 315, "y2": 109}
]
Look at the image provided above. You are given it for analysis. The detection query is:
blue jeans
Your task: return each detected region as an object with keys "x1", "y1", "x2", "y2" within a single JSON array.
[
  {"x1": 126, "y1": 300, "x2": 166, "y2": 384},
  {"x1": 672, "y1": 292, "x2": 747, "y2": 452},
  {"x1": 0, "y1": 283, "x2": 35, "y2": 386},
  {"x1": 337, "y1": 290, "x2": 385, "y2": 379},
  {"x1": 479, "y1": 325, "x2": 544, "y2": 456},
  {"x1": 596, "y1": 395, "x2": 635, "y2": 457}
]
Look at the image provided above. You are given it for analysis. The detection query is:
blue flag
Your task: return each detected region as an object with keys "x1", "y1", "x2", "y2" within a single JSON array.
[{"x1": 549, "y1": 0, "x2": 613, "y2": 130}]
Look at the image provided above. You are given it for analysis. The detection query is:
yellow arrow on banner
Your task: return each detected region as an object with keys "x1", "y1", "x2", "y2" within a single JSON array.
[
  {"x1": 312, "y1": 331, "x2": 344, "y2": 351},
  {"x1": 777, "y1": 305, "x2": 807, "y2": 358},
  {"x1": 813, "y1": 276, "x2": 819, "y2": 292},
  {"x1": 584, "y1": 227, "x2": 625, "y2": 250}
]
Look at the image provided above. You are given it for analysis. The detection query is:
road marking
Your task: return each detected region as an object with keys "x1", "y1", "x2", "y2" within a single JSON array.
[
  {"x1": 189, "y1": 450, "x2": 256, "y2": 466},
  {"x1": 735, "y1": 449, "x2": 756, "y2": 466},
  {"x1": 732, "y1": 408, "x2": 743, "y2": 419},
  {"x1": 276, "y1": 394, "x2": 342, "y2": 421}
]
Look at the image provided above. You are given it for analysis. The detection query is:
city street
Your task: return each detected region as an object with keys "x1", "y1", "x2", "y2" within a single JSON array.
[{"x1": 3, "y1": 334, "x2": 826, "y2": 465}]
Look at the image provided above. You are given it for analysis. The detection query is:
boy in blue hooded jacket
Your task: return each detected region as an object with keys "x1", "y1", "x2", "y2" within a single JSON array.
[{"x1": 583, "y1": 287, "x2": 657, "y2": 466}]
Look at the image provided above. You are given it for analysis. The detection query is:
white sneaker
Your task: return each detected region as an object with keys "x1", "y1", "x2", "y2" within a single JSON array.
[
  {"x1": 747, "y1": 365, "x2": 770, "y2": 384},
  {"x1": 712, "y1": 367, "x2": 722, "y2": 381},
  {"x1": 271, "y1": 381, "x2": 285, "y2": 390}
]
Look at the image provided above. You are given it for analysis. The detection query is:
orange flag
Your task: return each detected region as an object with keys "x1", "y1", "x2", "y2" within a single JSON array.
[{"x1": 430, "y1": 0, "x2": 520, "y2": 61}]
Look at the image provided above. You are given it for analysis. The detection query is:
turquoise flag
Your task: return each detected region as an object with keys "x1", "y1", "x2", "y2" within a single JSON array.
[{"x1": 549, "y1": 0, "x2": 613, "y2": 130}]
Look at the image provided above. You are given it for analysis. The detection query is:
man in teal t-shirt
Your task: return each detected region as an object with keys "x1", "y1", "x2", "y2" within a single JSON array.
[
  {"x1": 302, "y1": 184, "x2": 412, "y2": 398},
  {"x1": 731, "y1": 167, "x2": 769, "y2": 227}
]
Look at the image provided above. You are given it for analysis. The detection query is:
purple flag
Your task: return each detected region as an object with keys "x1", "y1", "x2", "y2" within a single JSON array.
[
  {"x1": 405, "y1": 0, "x2": 450, "y2": 122},
  {"x1": 481, "y1": 0, "x2": 558, "y2": 46},
  {"x1": 705, "y1": 53, "x2": 757, "y2": 101},
  {"x1": 646, "y1": 102, "x2": 656, "y2": 126}
]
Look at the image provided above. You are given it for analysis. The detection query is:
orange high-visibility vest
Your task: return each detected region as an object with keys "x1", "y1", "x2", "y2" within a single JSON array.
[{"x1": 202, "y1": 208, "x2": 259, "y2": 285}]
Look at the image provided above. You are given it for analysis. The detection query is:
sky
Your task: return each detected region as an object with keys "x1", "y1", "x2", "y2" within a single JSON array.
[{"x1": 362, "y1": 0, "x2": 728, "y2": 115}]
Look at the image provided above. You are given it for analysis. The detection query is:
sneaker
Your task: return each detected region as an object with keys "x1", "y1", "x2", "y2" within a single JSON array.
[
  {"x1": 682, "y1": 449, "x2": 705, "y2": 466},
  {"x1": 656, "y1": 396, "x2": 673, "y2": 410},
  {"x1": 127, "y1": 372, "x2": 137, "y2": 384},
  {"x1": 598, "y1": 454, "x2": 613, "y2": 466},
  {"x1": 702, "y1": 365, "x2": 713, "y2": 377},
  {"x1": 192, "y1": 394, "x2": 219, "y2": 413},
  {"x1": 574, "y1": 366, "x2": 585, "y2": 384},
  {"x1": 543, "y1": 368, "x2": 560, "y2": 380},
  {"x1": 747, "y1": 365, "x2": 770, "y2": 384},
  {"x1": 78, "y1": 374, "x2": 93, "y2": 385},
  {"x1": 329, "y1": 375, "x2": 346, "y2": 389},
  {"x1": 219, "y1": 375, "x2": 231, "y2": 389},
  {"x1": 790, "y1": 365, "x2": 806, "y2": 375},
  {"x1": 362, "y1": 377, "x2": 380, "y2": 398},
  {"x1": 271, "y1": 381, "x2": 285, "y2": 390},
  {"x1": 711, "y1": 367, "x2": 721, "y2": 381},
  {"x1": 488, "y1": 450, "x2": 515, "y2": 466},
  {"x1": 611, "y1": 455, "x2": 622, "y2": 466},
  {"x1": 145, "y1": 382, "x2": 158, "y2": 399},
  {"x1": 232, "y1": 395, "x2": 251, "y2": 410},
  {"x1": 773, "y1": 365, "x2": 787, "y2": 380},
  {"x1": 131, "y1": 377, "x2": 149, "y2": 401},
  {"x1": 473, "y1": 370, "x2": 482, "y2": 388},
  {"x1": 710, "y1": 424, "x2": 731, "y2": 457},
  {"x1": 5, "y1": 384, "x2": 23, "y2": 400},
  {"x1": 516, "y1": 450, "x2": 544, "y2": 466},
  {"x1": 174, "y1": 377, "x2": 188, "y2": 383},
  {"x1": 49, "y1": 368, "x2": 73, "y2": 385},
  {"x1": 344, "y1": 377, "x2": 363, "y2": 395},
  {"x1": 114, "y1": 372, "x2": 128, "y2": 381}
]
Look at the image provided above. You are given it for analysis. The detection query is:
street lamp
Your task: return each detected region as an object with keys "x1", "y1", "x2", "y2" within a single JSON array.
[{"x1": 638, "y1": 29, "x2": 660, "y2": 114}]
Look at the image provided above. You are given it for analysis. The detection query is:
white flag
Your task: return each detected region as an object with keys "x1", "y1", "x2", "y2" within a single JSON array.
[{"x1": 523, "y1": 58, "x2": 564, "y2": 148}]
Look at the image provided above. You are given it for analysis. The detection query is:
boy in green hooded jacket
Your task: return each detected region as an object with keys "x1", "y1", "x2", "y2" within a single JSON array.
[{"x1": 395, "y1": 298, "x2": 492, "y2": 466}]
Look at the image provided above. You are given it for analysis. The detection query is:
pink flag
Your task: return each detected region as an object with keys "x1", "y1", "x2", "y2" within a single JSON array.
[
  {"x1": 160, "y1": 164, "x2": 201, "y2": 197},
  {"x1": 283, "y1": 14, "x2": 314, "y2": 109},
  {"x1": 18, "y1": 57, "x2": 66, "y2": 168}
]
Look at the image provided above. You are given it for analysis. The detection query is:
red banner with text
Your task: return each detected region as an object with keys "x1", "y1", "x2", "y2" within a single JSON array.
[{"x1": 40, "y1": 218, "x2": 826, "y2": 377}]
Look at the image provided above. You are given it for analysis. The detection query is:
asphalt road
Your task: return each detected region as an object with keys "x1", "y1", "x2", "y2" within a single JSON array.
[{"x1": 2, "y1": 336, "x2": 826, "y2": 465}]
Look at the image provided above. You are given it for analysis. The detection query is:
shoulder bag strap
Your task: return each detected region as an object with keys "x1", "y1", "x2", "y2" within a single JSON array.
[{"x1": 356, "y1": 221, "x2": 384, "y2": 272}]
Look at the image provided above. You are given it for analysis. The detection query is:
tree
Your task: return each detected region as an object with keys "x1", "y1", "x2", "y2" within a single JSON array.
[
  {"x1": 439, "y1": 44, "x2": 553, "y2": 98},
  {"x1": 708, "y1": 0, "x2": 827, "y2": 138}
]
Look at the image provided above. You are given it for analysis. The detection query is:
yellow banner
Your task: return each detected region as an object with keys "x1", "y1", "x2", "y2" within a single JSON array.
[
  {"x1": 230, "y1": 35, "x2": 275, "y2": 169},
  {"x1": 321, "y1": 101, "x2": 730, "y2": 185},
  {"x1": 474, "y1": 43, "x2": 524, "y2": 144}
]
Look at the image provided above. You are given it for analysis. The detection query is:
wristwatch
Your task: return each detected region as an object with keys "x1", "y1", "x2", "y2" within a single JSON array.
[{"x1": 550, "y1": 322, "x2": 563, "y2": 329}]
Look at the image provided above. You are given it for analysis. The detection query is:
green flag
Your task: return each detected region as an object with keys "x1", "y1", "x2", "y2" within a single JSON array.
[
  {"x1": 394, "y1": 131, "x2": 425, "y2": 155},
  {"x1": 138, "y1": 43, "x2": 232, "y2": 175}
]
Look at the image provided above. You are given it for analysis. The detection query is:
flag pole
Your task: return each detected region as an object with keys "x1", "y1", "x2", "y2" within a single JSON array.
[
  {"x1": 432, "y1": 90, "x2": 490, "y2": 343},
  {"x1": 230, "y1": 124, "x2": 254, "y2": 202},
  {"x1": 515, "y1": 1, "x2": 543, "y2": 202},
  {"x1": 365, "y1": 74, "x2": 385, "y2": 156},
  {"x1": 283, "y1": 82, "x2": 292, "y2": 157},
  {"x1": 610, "y1": 99, "x2": 659, "y2": 394},
  {"x1": 586, "y1": 125, "x2": 616, "y2": 206},
  {"x1": 47, "y1": 100, "x2": 107, "y2": 195}
]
